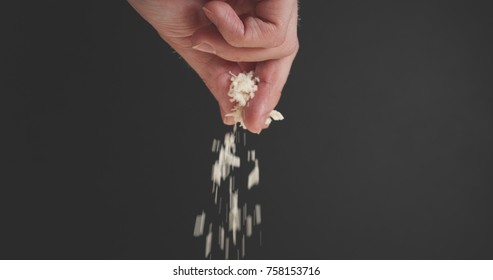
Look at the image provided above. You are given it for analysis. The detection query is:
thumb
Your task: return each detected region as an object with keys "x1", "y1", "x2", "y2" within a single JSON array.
[{"x1": 244, "y1": 52, "x2": 297, "y2": 133}]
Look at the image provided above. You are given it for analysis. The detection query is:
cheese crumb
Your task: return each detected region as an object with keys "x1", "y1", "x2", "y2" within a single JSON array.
[
  {"x1": 193, "y1": 211, "x2": 206, "y2": 237},
  {"x1": 255, "y1": 204, "x2": 262, "y2": 225},
  {"x1": 246, "y1": 215, "x2": 253, "y2": 237},
  {"x1": 205, "y1": 231, "x2": 212, "y2": 258},
  {"x1": 194, "y1": 72, "x2": 274, "y2": 260},
  {"x1": 229, "y1": 190, "x2": 241, "y2": 245},
  {"x1": 247, "y1": 160, "x2": 260, "y2": 190},
  {"x1": 265, "y1": 110, "x2": 284, "y2": 126}
]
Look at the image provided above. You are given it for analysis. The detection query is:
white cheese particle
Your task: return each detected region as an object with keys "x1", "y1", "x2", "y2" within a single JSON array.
[
  {"x1": 193, "y1": 211, "x2": 206, "y2": 237},
  {"x1": 247, "y1": 160, "x2": 260, "y2": 189},
  {"x1": 246, "y1": 215, "x2": 253, "y2": 237},
  {"x1": 205, "y1": 231, "x2": 212, "y2": 258},
  {"x1": 255, "y1": 204, "x2": 262, "y2": 225}
]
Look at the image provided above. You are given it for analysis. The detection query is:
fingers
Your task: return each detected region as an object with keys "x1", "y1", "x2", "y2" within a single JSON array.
[
  {"x1": 128, "y1": 0, "x2": 299, "y2": 132},
  {"x1": 191, "y1": 0, "x2": 299, "y2": 133},
  {"x1": 193, "y1": 0, "x2": 298, "y2": 63},
  {"x1": 177, "y1": 44, "x2": 299, "y2": 134},
  {"x1": 202, "y1": 0, "x2": 297, "y2": 48},
  {"x1": 243, "y1": 48, "x2": 298, "y2": 134},
  {"x1": 191, "y1": 20, "x2": 298, "y2": 62}
]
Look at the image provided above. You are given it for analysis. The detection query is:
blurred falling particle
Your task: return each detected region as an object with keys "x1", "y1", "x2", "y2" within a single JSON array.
[
  {"x1": 205, "y1": 230, "x2": 212, "y2": 258},
  {"x1": 225, "y1": 237, "x2": 230, "y2": 260},
  {"x1": 194, "y1": 126, "x2": 264, "y2": 259},
  {"x1": 193, "y1": 211, "x2": 206, "y2": 237},
  {"x1": 248, "y1": 160, "x2": 260, "y2": 189},
  {"x1": 246, "y1": 215, "x2": 253, "y2": 237},
  {"x1": 255, "y1": 204, "x2": 261, "y2": 225}
]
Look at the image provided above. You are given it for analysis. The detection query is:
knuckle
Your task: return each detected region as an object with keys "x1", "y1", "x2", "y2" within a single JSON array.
[
  {"x1": 224, "y1": 29, "x2": 247, "y2": 47},
  {"x1": 269, "y1": 31, "x2": 287, "y2": 48},
  {"x1": 292, "y1": 38, "x2": 300, "y2": 54},
  {"x1": 271, "y1": 37, "x2": 285, "y2": 48},
  {"x1": 280, "y1": 38, "x2": 299, "y2": 57},
  {"x1": 222, "y1": 17, "x2": 246, "y2": 47},
  {"x1": 269, "y1": 21, "x2": 288, "y2": 47}
]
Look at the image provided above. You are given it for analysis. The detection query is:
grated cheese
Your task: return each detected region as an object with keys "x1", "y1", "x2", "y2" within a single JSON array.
[
  {"x1": 225, "y1": 71, "x2": 284, "y2": 130},
  {"x1": 194, "y1": 71, "x2": 279, "y2": 259},
  {"x1": 246, "y1": 215, "x2": 253, "y2": 237},
  {"x1": 193, "y1": 211, "x2": 206, "y2": 237},
  {"x1": 247, "y1": 160, "x2": 260, "y2": 190},
  {"x1": 205, "y1": 230, "x2": 212, "y2": 258},
  {"x1": 255, "y1": 204, "x2": 262, "y2": 225}
]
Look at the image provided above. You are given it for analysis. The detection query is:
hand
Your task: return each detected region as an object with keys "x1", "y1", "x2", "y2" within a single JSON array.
[{"x1": 128, "y1": 0, "x2": 299, "y2": 133}]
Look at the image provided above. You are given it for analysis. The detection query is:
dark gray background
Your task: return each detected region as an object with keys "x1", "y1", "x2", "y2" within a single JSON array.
[{"x1": 1, "y1": 0, "x2": 492, "y2": 259}]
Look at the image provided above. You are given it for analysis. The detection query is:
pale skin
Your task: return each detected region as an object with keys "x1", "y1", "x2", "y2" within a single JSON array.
[{"x1": 128, "y1": 0, "x2": 299, "y2": 133}]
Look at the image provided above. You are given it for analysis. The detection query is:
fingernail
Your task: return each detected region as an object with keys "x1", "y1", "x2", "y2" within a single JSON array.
[
  {"x1": 192, "y1": 42, "x2": 216, "y2": 54},
  {"x1": 203, "y1": 7, "x2": 216, "y2": 24},
  {"x1": 255, "y1": 115, "x2": 272, "y2": 133}
]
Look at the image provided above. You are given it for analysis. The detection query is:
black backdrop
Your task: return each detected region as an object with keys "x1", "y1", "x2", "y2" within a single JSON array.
[{"x1": 1, "y1": 1, "x2": 493, "y2": 259}]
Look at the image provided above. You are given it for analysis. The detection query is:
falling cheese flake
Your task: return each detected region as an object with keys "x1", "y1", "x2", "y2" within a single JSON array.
[
  {"x1": 211, "y1": 132, "x2": 240, "y2": 186},
  {"x1": 265, "y1": 110, "x2": 285, "y2": 126},
  {"x1": 193, "y1": 71, "x2": 278, "y2": 259},
  {"x1": 225, "y1": 237, "x2": 230, "y2": 260},
  {"x1": 229, "y1": 190, "x2": 241, "y2": 245},
  {"x1": 219, "y1": 225, "x2": 225, "y2": 251},
  {"x1": 194, "y1": 127, "x2": 266, "y2": 259},
  {"x1": 248, "y1": 160, "x2": 260, "y2": 189},
  {"x1": 247, "y1": 150, "x2": 256, "y2": 162},
  {"x1": 255, "y1": 204, "x2": 262, "y2": 225},
  {"x1": 205, "y1": 231, "x2": 212, "y2": 258},
  {"x1": 195, "y1": 127, "x2": 266, "y2": 259},
  {"x1": 211, "y1": 139, "x2": 220, "y2": 152},
  {"x1": 246, "y1": 215, "x2": 253, "y2": 237},
  {"x1": 193, "y1": 211, "x2": 206, "y2": 237}
]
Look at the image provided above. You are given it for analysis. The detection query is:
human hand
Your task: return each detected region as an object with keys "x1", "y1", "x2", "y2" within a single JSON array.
[{"x1": 128, "y1": 0, "x2": 299, "y2": 133}]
